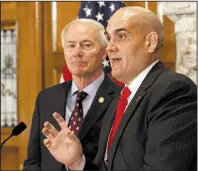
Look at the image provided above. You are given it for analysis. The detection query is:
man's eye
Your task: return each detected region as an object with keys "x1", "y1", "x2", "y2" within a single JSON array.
[
  {"x1": 68, "y1": 44, "x2": 75, "y2": 48},
  {"x1": 85, "y1": 44, "x2": 91, "y2": 47},
  {"x1": 82, "y1": 43, "x2": 92, "y2": 49},
  {"x1": 119, "y1": 34, "x2": 126, "y2": 39}
]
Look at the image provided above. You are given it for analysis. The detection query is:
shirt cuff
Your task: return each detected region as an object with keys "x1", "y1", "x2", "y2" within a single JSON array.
[
  {"x1": 76, "y1": 155, "x2": 86, "y2": 170},
  {"x1": 66, "y1": 155, "x2": 86, "y2": 171}
]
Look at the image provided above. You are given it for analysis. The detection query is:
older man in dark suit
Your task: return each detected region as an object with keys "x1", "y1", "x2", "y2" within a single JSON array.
[
  {"x1": 23, "y1": 19, "x2": 122, "y2": 171},
  {"x1": 42, "y1": 6, "x2": 197, "y2": 170}
]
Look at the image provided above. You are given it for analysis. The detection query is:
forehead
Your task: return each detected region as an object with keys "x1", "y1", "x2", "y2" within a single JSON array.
[
  {"x1": 64, "y1": 22, "x2": 99, "y2": 41},
  {"x1": 106, "y1": 18, "x2": 141, "y2": 36}
]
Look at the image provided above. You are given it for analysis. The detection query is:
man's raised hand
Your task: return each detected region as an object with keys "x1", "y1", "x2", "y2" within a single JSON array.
[{"x1": 42, "y1": 112, "x2": 83, "y2": 170}]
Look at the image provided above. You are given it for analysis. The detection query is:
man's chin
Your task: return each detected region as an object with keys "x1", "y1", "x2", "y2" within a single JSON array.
[
  {"x1": 111, "y1": 72, "x2": 124, "y2": 83},
  {"x1": 72, "y1": 71, "x2": 85, "y2": 77}
]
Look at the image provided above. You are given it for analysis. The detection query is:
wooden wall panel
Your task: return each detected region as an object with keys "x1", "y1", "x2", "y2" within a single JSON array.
[
  {"x1": 1, "y1": 128, "x2": 19, "y2": 170},
  {"x1": 17, "y1": 2, "x2": 43, "y2": 169},
  {"x1": 147, "y1": 2, "x2": 157, "y2": 14},
  {"x1": 1, "y1": 2, "x2": 43, "y2": 170},
  {"x1": 1, "y1": 2, "x2": 19, "y2": 170},
  {"x1": 161, "y1": 16, "x2": 176, "y2": 71},
  {"x1": 124, "y1": 1, "x2": 146, "y2": 7},
  {"x1": 53, "y1": 68, "x2": 62, "y2": 85},
  {"x1": 56, "y1": 2, "x2": 80, "y2": 52},
  {"x1": 43, "y1": 2, "x2": 54, "y2": 88},
  {"x1": 1, "y1": 147, "x2": 19, "y2": 170},
  {"x1": 52, "y1": 52, "x2": 65, "y2": 85},
  {"x1": 1, "y1": 2, "x2": 17, "y2": 22}
]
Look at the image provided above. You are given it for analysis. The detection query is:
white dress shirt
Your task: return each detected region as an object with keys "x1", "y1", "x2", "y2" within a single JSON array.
[
  {"x1": 75, "y1": 60, "x2": 159, "y2": 170},
  {"x1": 65, "y1": 72, "x2": 105, "y2": 124},
  {"x1": 126, "y1": 60, "x2": 159, "y2": 108}
]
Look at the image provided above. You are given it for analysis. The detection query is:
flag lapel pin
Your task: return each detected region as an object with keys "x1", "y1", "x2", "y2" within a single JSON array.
[{"x1": 98, "y1": 97, "x2": 105, "y2": 103}]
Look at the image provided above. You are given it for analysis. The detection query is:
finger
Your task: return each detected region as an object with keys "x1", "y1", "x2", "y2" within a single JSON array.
[
  {"x1": 43, "y1": 139, "x2": 52, "y2": 149},
  {"x1": 42, "y1": 127, "x2": 54, "y2": 140},
  {"x1": 53, "y1": 112, "x2": 69, "y2": 131},
  {"x1": 65, "y1": 130, "x2": 79, "y2": 143},
  {"x1": 44, "y1": 121, "x2": 58, "y2": 136}
]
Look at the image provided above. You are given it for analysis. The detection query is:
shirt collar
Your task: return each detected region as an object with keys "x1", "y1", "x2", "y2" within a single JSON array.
[
  {"x1": 126, "y1": 60, "x2": 159, "y2": 94},
  {"x1": 69, "y1": 72, "x2": 105, "y2": 98}
]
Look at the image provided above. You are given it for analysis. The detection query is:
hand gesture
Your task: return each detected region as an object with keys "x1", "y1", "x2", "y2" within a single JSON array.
[{"x1": 42, "y1": 112, "x2": 83, "y2": 170}]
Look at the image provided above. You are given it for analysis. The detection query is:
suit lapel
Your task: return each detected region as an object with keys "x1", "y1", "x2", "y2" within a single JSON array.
[
  {"x1": 51, "y1": 82, "x2": 71, "y2": 131},
  {"x1": 108, "y1": 61, "x2": 166, "y2": 169},
  {"x1": 98, "y1": 97, "x2": 119, "y2": 161},
  {"x1": 77, "y1": 76, "x2": 121, "y2": 141},
  {"x1": 59, "y1": 82, "x2": 72, "y2": 118}
]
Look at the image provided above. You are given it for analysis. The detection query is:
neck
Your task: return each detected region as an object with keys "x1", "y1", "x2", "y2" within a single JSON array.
[{"x1": 72, "y1": 69, "x2": 103, "y2": 89}]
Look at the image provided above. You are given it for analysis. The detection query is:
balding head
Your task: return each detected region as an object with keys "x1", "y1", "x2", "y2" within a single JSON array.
[{"x1": 106, "y1": 6, "x2": 164, "y2": 84}]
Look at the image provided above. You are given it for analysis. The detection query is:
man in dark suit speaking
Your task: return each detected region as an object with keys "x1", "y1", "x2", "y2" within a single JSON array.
[
  {"x1": 42, "y1": 6, "x2": 197, "y2": 170},
  {"x1": 23, "y1": 19, "x2": 122, "y2": 171}
]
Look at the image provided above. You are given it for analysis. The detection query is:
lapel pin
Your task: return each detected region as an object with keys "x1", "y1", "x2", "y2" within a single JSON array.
[
  {"x1": 98, "y1": 97, "x2": 105, "y2": 103},
  {"x1": 136, "y1": 96, "x2": 141, "y2": 102}
]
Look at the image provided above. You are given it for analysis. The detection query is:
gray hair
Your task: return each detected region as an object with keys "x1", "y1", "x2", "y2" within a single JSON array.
[{"x1": 61, "y1": 18, "x2": 108, "y2": 48}]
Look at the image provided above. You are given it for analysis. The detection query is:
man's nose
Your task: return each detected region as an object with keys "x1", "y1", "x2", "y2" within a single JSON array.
[
  {"x1": 106, "y1": 40, "x2": 118, "y2": 52},
  {"x1": 73, "y1": 44, "x2": 83, "y2": 57}
]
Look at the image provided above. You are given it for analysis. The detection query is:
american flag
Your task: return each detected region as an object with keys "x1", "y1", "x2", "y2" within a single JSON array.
[
  {"x1": 61, "y1": 1, "x2": 125, "y2": 86},
  {"x1": 79, "y1": 1, "x2": 125, "y2": 28}
]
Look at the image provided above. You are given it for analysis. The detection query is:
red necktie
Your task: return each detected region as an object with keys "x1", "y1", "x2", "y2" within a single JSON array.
[
  {"x1": 68, "y1": 91, "x2": 88, "y2": 135},
  {"x1": 107, "y1": 86, "x2": 131, "y2": 152}
]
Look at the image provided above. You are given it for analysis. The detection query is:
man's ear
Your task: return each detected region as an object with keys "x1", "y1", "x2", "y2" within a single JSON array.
[{"x1": 146, "y1": 32, "x2": 158, "y2": 53}]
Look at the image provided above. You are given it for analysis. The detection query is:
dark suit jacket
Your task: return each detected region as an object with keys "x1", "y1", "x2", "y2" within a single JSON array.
[
  {"x1": 85, "y1": 61, "x2": 197, "y2": 170},
  {"x1": 23, "y1": 75, "x2": 122, "y2": 171}
]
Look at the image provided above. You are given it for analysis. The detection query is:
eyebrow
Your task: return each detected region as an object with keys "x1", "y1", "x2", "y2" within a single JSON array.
[
  {"x1": 105, "y1": 28, "x2": 130, "y2": 35},
  {"x1": 82, "y1": 40, "x2": 92, "y2": 43},
  {"x1": 65, "y1": 41, "x2": 76, "y2": 44},
  {"x1": 65, "y1": 40, "x2": 92, "y2": 44}
]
